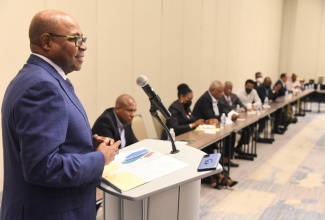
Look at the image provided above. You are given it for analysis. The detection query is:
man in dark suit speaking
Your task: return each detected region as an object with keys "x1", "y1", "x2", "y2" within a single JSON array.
[
  {"x1": 1, "y1": 10, "x2": 120, "y2": 220},
  {"x1": 92, "y1": 94, "x2": 138, "y2": 148}
]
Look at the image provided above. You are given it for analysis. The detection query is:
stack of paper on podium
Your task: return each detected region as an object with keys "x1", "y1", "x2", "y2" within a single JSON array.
[{"x1": 102, "y1": 147, "x2": 188, "y2": 192}]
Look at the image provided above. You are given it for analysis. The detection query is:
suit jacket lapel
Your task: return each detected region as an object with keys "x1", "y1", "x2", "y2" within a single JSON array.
[{"x1": 27, "y1": 55, "x2": 90, "y2": 127}]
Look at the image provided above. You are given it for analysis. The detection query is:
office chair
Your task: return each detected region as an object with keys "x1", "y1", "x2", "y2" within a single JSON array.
[
  {"x1": 132, "y1": 114, "x2": 148, "y2": 141},
  {"x1": 151, "y1": 110, "x2": 166, "y2": 139}
]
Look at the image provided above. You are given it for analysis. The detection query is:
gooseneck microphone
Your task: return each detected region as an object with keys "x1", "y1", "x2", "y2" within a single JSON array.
[
  {"x1": 136, "y1": 75, "x2": 179, "y2": 154},
  {"x1": 136, "y1": 75, "x2": 172, "y2": 119}
]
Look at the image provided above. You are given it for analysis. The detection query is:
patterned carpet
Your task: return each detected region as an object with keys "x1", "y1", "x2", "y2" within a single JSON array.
[{"x1": 200, "y1": 105, "x2": 325, "y2": 219}]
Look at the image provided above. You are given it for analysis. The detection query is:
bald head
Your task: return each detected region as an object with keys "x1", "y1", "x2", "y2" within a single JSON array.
[
  {"x1": 115, "y1": 94, "x2": 136, "y2": 108},
  {"x1": 28, "y1": 10, "x2": 86, "y2": 74},
  {"x1": 29, "y1": 10, "x2": 70, "y2": 47},
  {"x1": 115, "y1": 94, "x2": 137, "y2": 124},
  {"x1": 209, "y1": 80, "x2": 224, "y2": 100}
]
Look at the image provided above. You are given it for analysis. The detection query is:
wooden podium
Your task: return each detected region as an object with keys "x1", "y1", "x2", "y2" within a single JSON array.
[{"x1": 99, "y1": 139, "x2": 222, "y2": 220}]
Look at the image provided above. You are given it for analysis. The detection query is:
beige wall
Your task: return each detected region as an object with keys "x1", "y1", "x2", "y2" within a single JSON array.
[
  {"x1": 280, "y1": 0, "x2": 325, "y2": 82},
  {"x1": 0, "y1": 0, "x2": 323, "y2": 191}
]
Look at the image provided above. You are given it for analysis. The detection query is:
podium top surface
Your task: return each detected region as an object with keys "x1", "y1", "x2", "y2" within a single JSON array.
[{"x1": 99, "y1": 139, "x2": 221, "y2": 201}]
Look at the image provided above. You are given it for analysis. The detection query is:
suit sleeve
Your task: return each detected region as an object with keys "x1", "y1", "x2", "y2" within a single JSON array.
[
  {"x1": 92, "y1": 116, "x2": 115, "y2": 139},
  {"x1": 275, "y1": 81, "x2": 286, "y2": 96},
  {"x1": 167, "y1": 106, "x2": 193, "y2": 135},
  {"x1": 257, "y1": 87, "x2": 266, "y2": 103},
  {"x1": 15, "y1": 81, "x2": 104, "y2": 188},
  {"x1": 233, "y1": 96, "x2": 247, "y2": 111}
]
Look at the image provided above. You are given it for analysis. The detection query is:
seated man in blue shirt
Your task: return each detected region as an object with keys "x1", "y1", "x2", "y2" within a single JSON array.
[
  {"x1": 92, "y1": 94, "x2": 138, "y2": 149},
  {"x1": 92, "y1": 94, "x2": 138, "y2": 211}
]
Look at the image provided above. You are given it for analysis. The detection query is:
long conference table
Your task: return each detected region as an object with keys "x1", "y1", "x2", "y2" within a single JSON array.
[{"x1": 175, "y1": 89, "x2": 315, "y2": 173}]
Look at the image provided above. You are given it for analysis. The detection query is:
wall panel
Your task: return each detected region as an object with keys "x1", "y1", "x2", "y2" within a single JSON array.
[
  {"x1": 133, "y1": 0, "x2": 162, "y2": 138},
  {"x1": 182, "y1": 0, "x2": 202, "y2": 101},
  {"x1": 160, "y1": 0, "x2": 184, "y2": 106},
  {"x1": 96, "y1": 0, "x2": 134, "y2": 115}
]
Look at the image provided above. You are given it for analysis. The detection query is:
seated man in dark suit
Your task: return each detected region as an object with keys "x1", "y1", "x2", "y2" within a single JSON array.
[
  {"x1": 92, "y1": 94, "x2": 138, "y2": 211},
  {"x1": 273, "y1": 73, "x2": 289, "y2": 133},
  {"x1": 274, "y1": 73, "x2": 288, "y2": 96},
  {"x1": 92, "y1": 94, "x2": 138, "y2": 149},
  {"x1": 256, "y1": 77, "x2": 281, "y2": 140},
  {"x1": 219, "y1": 81, "x2": 248, "y2": 156},
  {"x1": 193, "y1": 80, "x2": 239, "y2": 167}
]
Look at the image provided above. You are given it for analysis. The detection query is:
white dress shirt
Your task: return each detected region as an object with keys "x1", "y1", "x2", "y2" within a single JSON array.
[
  {"x1": 114, "y1": 111, "x2": 126, "y2": 148},
  {"x1": 236, "y1": 89, "x2": 261, "y2": 106},
  {"x1": 208, "y1": 91, "x2": 219, "y2": 116}
]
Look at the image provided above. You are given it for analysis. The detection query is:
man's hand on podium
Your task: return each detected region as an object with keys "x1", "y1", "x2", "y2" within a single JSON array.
[{"x1": 93, "y1": 134, "x2": 121, "y2": 165}]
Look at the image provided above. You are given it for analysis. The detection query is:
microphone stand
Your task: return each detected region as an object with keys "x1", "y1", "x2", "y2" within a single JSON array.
[{"x1": 150, "y1": 104, "x2": 179, "y2": 154}]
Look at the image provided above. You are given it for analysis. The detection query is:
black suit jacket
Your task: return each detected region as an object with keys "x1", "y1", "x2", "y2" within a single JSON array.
[
  {"x1": 256, "y1": 84, "x2": 278, "y2": 103},
  {"x1": 219, "y1": 94, "x2": 247, "y2": 111},
  {"x1": 92, "y1": 108, "x2": 138, "y2": 148},
  {"x1": 254, "y1": 81, "x2": 259, "y2": 89},
  {"x1": 166, "y1": 100, "x2": 197, "y2": 136},
  {"x1": 274, "y1": 79, "x2": 287, "y2": 97},
  {"x1": 192, "y1": 91, "x2": 230, "y2": 121}
]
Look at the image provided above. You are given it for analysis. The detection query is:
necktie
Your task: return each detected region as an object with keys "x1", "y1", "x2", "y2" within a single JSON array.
[
  {"x1": 66, "y1": 78, "x2": 74, "y2": 91},
  {"x1": 226, "y1": 96, "x2": 232, "y2": 106}
]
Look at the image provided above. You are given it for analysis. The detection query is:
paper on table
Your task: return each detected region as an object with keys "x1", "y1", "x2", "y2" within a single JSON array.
[
  {"x1": 103, "y1": 170, "x2": 146, "y2": 192},
  {"x1": 102, "y1": 147, "x2": 188, "y2": 192},
  {"x1": 237, "y1": 118, "x2": 246, "y2": 121},
  {"x1": 196, "y1": 125, "x2": 220, "y2": 133}
]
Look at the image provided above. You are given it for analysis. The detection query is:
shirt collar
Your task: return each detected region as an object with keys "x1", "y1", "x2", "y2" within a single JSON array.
[
  {"x1": 208, "y1": 91, "x2": 218, "y2": 103},
  {"x1": 224, "y1": 94, "x2": 230, "y2": 99},
  {"x1": 113, "y1": 110, "x2": 125, "y2": 129},
  {"x1": 32, "y1": 53, "x2": 67, "y2": 80}
]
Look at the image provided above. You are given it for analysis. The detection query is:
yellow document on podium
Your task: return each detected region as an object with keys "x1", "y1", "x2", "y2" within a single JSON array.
[{"x1": 102, "y1": 147, "x2": 188, "y2": 192}]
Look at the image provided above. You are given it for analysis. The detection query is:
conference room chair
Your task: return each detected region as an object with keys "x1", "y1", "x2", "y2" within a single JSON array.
[
  {"x1": 132, "y1": 114, "x2": 148, "y2": 141},
  {"x1": 151, "y1": 110, "x2": 165, "y2": 139}
]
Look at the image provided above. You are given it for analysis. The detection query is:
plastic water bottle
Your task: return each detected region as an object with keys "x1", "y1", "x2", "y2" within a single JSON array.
[
  {"x1": 285, "y1": 91, "x2": 289, "y2": 99},
  {"x1": 236, "y1": 104, "x2": 240, "y2": 113},
  {"x1": 169, "y1": 128, "x2": 175, "y2": 141},
  {"x1": 220, "y1": 113, "x2": 226, "y2": 129},
  {"x1": 264, "y1": 97, "x2": 269, "y2": 106},
  {"x1": 257, "y1": 104, "x2": 262, "y2": 114},
  {"x1": 317, "y1": 84, "x2": 321, "y2": 91}
]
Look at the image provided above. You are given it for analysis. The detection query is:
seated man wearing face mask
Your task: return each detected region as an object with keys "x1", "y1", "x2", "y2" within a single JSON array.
[
  {"x1": 237, "y1": 79, "x2": 262, "y2": 107},
  {"x1": 254, "y1": 72, "x2": 264, "y2": 89}
]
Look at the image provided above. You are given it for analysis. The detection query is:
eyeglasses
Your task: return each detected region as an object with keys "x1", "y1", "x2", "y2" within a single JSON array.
[{"x1": 48, "y1": 33, "x2": 87, "y2": 47}]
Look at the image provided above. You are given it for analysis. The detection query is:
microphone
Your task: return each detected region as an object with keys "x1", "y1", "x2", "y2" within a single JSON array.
[{"x1": 136, "y1": 75, "x2": 171, "y2": 119}]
